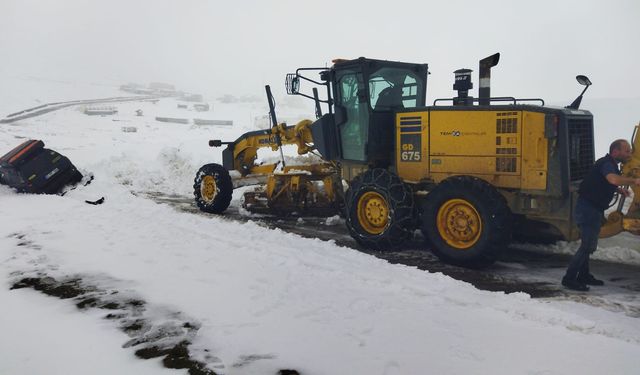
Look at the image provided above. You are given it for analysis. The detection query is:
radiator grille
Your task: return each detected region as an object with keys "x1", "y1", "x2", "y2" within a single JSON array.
[
  {"x1": 567, "y1": 118, "x2": 594, "y2": 181},
  {"x1": 496, "y1": 157, "x2": 517, "y2": 172},
  {"x1": 496, "y1": 148, "x2": 517, "y2": 155},
  {"x1": 496, "y1": 112, "x2": 518, "y2": 134}
]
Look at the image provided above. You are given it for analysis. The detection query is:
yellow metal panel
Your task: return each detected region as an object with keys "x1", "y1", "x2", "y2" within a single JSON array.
[
  {"x1": 430, "y1": 172, "x2": 522, "y2": 188},
  {"x1": 395, "y1": 109, "x2": 550, "y2": 192},
  {"x1": 521, "y1": 112, "x2": 548, "y2": 190},
  {"x1": 396, "y1": 111, "x2": 430, "y2": 182},
  {"x1": 429, "y1": 156, "x2": 520, "y2": 174},
  {"x1": 428, "y1": 110, "x2": 522, "y2": 185},
  {"x1": 429, "y1": 110, "x2": 521, "y2": 157}
]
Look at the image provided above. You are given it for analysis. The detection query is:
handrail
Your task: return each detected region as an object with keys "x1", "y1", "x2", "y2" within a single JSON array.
[{"x1": 433, "y1": 96, "x2": 545, "y2": 106}]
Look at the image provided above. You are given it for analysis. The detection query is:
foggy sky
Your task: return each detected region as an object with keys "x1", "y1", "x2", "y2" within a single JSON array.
[{"x1": 1, "y1": 0, "x2": 639, "y2": 104}]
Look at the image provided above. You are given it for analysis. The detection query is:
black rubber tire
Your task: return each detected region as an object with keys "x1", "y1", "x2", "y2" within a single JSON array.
[
  {"x1": 344, "y1": 168, "x2": 415, "y2": 250},
  {"x1": 193, "y1": 163, "x2": 233, "y2": 214},
  {"x1": 420, "y1": 176, "x2": 512, "y2": 267}
]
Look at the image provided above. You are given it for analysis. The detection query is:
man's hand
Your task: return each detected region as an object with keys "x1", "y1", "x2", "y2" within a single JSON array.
[{"x1": 618, "y1": 187, "x2": 632, "y2": 197}]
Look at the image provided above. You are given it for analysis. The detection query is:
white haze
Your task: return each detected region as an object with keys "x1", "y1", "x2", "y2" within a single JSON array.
[{"x1": 1, "y1": 0, "x2": 639, "y2": 105}]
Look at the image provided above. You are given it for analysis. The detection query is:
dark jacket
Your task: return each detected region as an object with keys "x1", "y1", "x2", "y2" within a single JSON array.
[{"x1": 578, "y1": 154, "x2": 621, "y2": 210}]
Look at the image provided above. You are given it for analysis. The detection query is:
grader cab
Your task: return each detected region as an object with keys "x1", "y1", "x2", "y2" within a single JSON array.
[{"x1": 193, "y1": 54, "x2": 640, "y2": 266}]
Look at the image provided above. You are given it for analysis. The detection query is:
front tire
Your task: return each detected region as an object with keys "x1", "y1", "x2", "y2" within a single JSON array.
[
  {"x1": 421, "y1": 176, "x2": 512, "y2": 267},
  {"x1": 193, "y1": 163, "x2": 233, "y2": 214},
  {"x1": 345, "y1": 169, "x2": 415, "y2": 250}
]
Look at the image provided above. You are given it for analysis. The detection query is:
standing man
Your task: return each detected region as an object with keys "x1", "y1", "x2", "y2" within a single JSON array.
[{"x1": 562, "y1": 139, "x2": 640, "y2": 291}]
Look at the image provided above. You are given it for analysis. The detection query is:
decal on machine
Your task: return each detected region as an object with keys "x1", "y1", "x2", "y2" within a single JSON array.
[
  {"x1": 440, "y1": 130, "x2": 486, "y2": 136},
  {"x1": 400, "y1": 134, "x2": 421, "y2": 162},
  {"x1": 399, "y1": 116, "x2": 423, "y2": 162}
]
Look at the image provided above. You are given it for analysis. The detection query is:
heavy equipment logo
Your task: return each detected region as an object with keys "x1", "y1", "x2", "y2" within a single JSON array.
[{"x1": 440, "y1": 130, "x2": 486, "y2": 136}]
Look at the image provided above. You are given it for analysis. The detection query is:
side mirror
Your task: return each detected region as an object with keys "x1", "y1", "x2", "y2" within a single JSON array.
[
  {"x1": 209, "y1": 140, "x2": 233, "y2": 147},
  {"x1": 285, "y1": 73, "x2": 300, "y2": 95},
  {"x1": 576, "y1": 75, "x2": 592, "y2": 86},
  {"x1": 566, "y1": 75, "x2": 592, "y2": 110}
]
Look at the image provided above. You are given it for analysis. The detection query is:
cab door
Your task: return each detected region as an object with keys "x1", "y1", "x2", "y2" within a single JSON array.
[{"x1": 335, "y1": 70, "x2": 369, "y2": 162}]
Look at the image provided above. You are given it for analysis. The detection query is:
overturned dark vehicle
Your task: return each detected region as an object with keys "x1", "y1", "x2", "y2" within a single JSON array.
[{"x1": 0, "y1": 139, "x2": 82, "y2": 194}]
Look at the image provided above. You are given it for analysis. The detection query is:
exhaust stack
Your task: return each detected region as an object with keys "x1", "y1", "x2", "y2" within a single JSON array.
[{"x1": 479, "y1": 53, "x2": 500, "y2": 105}]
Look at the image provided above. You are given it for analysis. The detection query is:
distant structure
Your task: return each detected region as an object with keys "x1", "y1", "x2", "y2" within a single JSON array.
[
  {"x1": 193, "y1": 119, "x2": 233, "y2": 126},
  {"x1": 155, "y1": 117, "x2": 189, "y2": 124},
  {"x1": 149, "y1": 82, "x2": 175, "y2": 91},
  {"x1": 193, "y1": 103, "x2": 210, "y2": 112},
  {"x1": 119, "y1": 82, "x2": 205, "y2": 103},
  {"x1": 182, "y1": 93, "x2": 203, "y2": 102},
  {"x1": 84, "y1": 106, "x2": 118, "y2": 116},
  {"x1": 119, "y1": 84, "x2": 154, "y2": 95}
]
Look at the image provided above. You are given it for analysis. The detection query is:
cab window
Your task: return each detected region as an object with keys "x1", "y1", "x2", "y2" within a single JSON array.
[{"x1": 369, "y1": 68, "x2": 422, "y2": 111}]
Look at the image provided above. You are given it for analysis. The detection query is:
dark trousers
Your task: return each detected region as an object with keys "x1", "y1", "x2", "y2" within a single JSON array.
[{"x1": 564, "y1": 198, "x2": 602, "y2": 280}]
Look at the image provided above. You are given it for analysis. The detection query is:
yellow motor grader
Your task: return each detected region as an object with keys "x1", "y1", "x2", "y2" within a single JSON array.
[{"x1": 194, "y1": 54, "x2": 639, "y2": 266}]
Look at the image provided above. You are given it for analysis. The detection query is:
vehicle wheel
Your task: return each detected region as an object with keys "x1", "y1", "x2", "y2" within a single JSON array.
[
  {"x1": 420, "y1": 176, "x2": 512, "y2": 267},
  {"x1": 193, "y1": 163, "x2": 233, "y2": 214},
  {"x1": 345, "y1": 169, "x2": 415, "y2": 249}
]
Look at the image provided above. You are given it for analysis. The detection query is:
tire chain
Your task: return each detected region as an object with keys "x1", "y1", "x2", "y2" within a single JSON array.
[
  {"x1": 345, "y1": 168, "x2": 415, "y2": 250},
  {"x1": 193, "y1": 163, "x2": 233, "y2": 214}
]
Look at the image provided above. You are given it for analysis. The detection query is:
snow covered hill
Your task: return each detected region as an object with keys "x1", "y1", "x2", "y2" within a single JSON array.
[{"x1": 1, "y1": 76, "x2": 640, "y2": 375}]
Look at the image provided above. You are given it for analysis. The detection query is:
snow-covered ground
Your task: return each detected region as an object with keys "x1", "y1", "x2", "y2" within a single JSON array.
[{"x1": 1, "y1": 76, "x2": 640, "y2": 375}]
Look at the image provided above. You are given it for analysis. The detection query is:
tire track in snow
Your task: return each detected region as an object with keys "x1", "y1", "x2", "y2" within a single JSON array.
[
  {"x1": 6, "y1": 232, "x2": 226, "y2": 375},
  {"x1": 5, "y1": 231, "x2": 305, "y2": 375}
]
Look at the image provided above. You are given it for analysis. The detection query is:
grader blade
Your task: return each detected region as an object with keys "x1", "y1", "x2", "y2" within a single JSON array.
[{"x1": 241, "y1": 165, "x2": 342, "y2": 216}]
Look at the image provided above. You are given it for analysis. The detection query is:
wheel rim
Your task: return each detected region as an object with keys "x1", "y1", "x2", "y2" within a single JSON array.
[
  {"x1": 200, "y1": 175, "x2": 217, "y2": 203},
  {"x1": 357, "y1": 191, "x2": 389, "y2": 235},
  {"x1": 436, "y1": 198, "x2": 482, "y2": 249}
]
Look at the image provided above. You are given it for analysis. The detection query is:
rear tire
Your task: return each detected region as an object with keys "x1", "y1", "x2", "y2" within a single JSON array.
[
  {"x1": 345, "y1": 169, "x2": 415, "y2": 250},
  {"x1": 193, "y1": 163, "x2": 233, "y2": 214},
  {"x1": 421, "y1": 176, "x2": 512, "y2": 267}
]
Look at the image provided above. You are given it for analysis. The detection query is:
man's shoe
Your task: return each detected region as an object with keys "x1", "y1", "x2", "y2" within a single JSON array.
[
  {"x1": 562, "y1": 277, "x2": 590, "y2": 291},
  {"x1": 577, "y1": 274, "x2": 605, "y2": 286}
]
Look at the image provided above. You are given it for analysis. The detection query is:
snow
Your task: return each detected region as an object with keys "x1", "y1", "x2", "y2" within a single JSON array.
[
  {"x1": 0, "y1": 286, "x2": 176, "y2": 375},
  {"x1": 1, "y1": 76, "x2": 640, "y2": 375}
]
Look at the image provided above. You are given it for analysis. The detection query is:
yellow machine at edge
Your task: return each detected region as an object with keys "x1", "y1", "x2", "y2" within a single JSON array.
[{"x1": 193, "y1": 53, "x2": 640, "y2": 267}]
